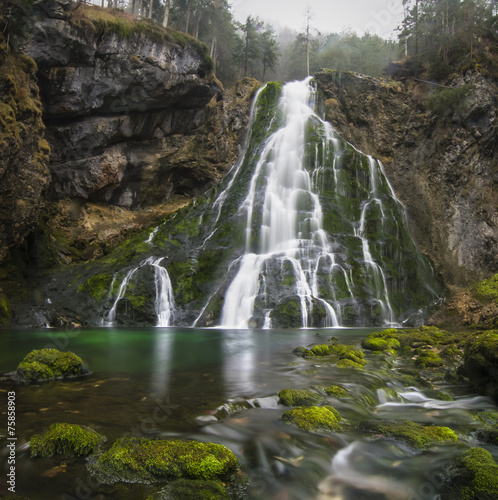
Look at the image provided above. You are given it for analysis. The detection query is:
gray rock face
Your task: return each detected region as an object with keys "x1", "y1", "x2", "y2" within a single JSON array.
[
  {"x1": 315, "y1": 70, "x2": 497, "y2": 286},
  {"x1": 13, "y1": 1, "x2": 223, "y2": 208}
]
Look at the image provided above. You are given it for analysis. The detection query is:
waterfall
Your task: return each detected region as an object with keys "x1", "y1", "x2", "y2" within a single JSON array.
[
  {"x1": 207, "y1": 77, "x2": 439, "y2": 328},
  {"x1": 93, "y1": 77, "x2": 440, "y2": 329},
  {"x1": 102, "y1": 257, "x2": 175, "y2": 327}
]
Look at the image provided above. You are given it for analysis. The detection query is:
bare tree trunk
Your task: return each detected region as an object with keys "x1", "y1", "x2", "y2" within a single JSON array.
[
  {"x1": 162, "y1": 0, "x2": 171, "y2": 27},
  {"x1": 185, "y1": 1, "x2": 191, "y2": 33},
  {"x1": 193, "y1": 12, "x2": 201, "y2": 38},
  {"x1": 148, "y1": 0, "x2": 153, "y2": 19},
  {"x1": 210, "y1": 33, "x2": 217, "y2": 59}
]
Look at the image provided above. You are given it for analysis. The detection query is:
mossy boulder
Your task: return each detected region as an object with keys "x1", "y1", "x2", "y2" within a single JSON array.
[
  {"x1": 330, "y1": 343, "x2": 366, "y2": 365},
  {"x1": 440, "y1": 447, "x2": 498, "y2": 499},
  {"x1": 464, "y1": 331, "x2": 498, "y2": 401},
  {"x1": 415, "y1": 350, "x2": 444, "y2": 368},
  {"x1": 336, "y1": 359, "x2": 365, "y2": 369},
  {"x1": 281, "y1": 406, "x2": 341, "y2": 432},
  {"x1": 324, "y1": 385, "x2": 350, "y2": 398},
  {"x1": 89, "y1": 437, "x2": 239, "y2": 484},
  {"x1": 361, "y1": 329, "x2": 401, "y2": 351},
  {"x1": 16, "y1": 349, "x2": 89, "y2": 382},
  {"x1": 359, "y1": 419, "x2": 458, "y2": 450},
  {"x1": 157, "y1": 478, "x2": 230, "y2": 499},
  {"x1": 30, "y1": 423, "x2": 106, "y2": 457},
  {"x1": 278, "y1": 388, "x2": 324, "y2": 407}
]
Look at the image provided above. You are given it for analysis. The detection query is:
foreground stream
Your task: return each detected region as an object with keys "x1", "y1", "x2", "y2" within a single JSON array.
[{"x1": 1, "y1": 327, "x2": 497, "y2": 499}]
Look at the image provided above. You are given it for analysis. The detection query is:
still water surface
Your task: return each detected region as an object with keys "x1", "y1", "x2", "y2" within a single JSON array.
[{"x1": 0, "y1": 327, "x2": 496, "y2": 499}]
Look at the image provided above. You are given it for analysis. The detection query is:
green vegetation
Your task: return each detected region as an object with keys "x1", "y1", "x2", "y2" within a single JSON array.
[
  {"x1": 70, "y1": 5, "x2": 214, "y2": 75},
  {"x1": 16, "y1": 348, "x2": 88, "y2": 382},
  {"x1": 159, "y1": 479, "x2": 230, "y2": 500},
  {"x1": 324, "y1": 385, "x2": 350, "y2": 398},
  {"x1": 415, "y1": 350, "x2": 444, "y2": 368},
  {"x1": 441, "y1": 447, "x2": 498, "y2": 500},
  {"x1": 30, "y1": 423, "x2": 106, "y2": 457},
  {"x1": 278, "y1": 388, "x2": 324, "y2": 407},
  {"x1": 426, "y1": 84, "x2": 475, "y2": 117},
  {"x1": 281, "y1": 406, "x2": 341, "y2": 432},
  {"x1": 0, "y1": 293, "x2": 11, "y2": 327},
  {"x1": 464, "y1": 330, "x2": 498, "y2": 400},
  {"x1": 472, "y1": 273, "x2": 498, "y2": 302},
  {"x1": 360, "y1": 419, "x2": 458, "y2": 450},
  {"x1": 91, "y1": 437, "x2": 238, "y2": 483}
]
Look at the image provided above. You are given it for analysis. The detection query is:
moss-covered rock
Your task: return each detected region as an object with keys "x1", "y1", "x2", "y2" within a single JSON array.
[
  {"x1": 157, "y1": 478, "x2": 230, "y2": 499},
  {"x1": 415, "y1": 350, "x2": 444, "y2": 368},
  {"x1": 278, "y1": 388, "x2": 324, "y2": 407},
  {"x1": 423, "y1": 389, "x2": 454, "y2": 401},
  {"x1": 30, "y1": 423, "x2": 106, "y2": 457},
  {"x1": 440, "y1": 447, "x2": 498, "y2": 500},
  {"x1": 362, "y1": 329, "x2": 402, "y2": 351},
  {"x1": 359, "y1": 419, "x2": 458, "y2": 450},
  {"x1": 89, "y1": 437, "x2": 239, "y2": 484},
  {"x1": 464, "y1": 331, "x2": 498, "y2": 401},
  {"x1": 16, "y1": 349, "x2": 89, "y2": 382},
  {"x1": 336, "y1": 358, "x2": 365, "y2": 369},
  {"x1": 324, "y1": 385, "x2": 350, "y2": 398},
  {"x1": 330, "y1": 343, "x2": 366, "y2": 365},
  {"x1": 281, "y1": 406, "x2": 341, "y2": 432}
]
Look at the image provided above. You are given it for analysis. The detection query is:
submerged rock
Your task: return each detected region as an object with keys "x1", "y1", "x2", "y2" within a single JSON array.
[
  {"x1": 30, "y1": 423, "x2": 106, "y2": 457},
  {"x1": 89, "y1": 437, "x2": 239, "y2": 484},
  {"x1": 464, "y1": 330, "x2": 498, "y2": 401},
  {"x1": 278, "y1": 388, "x2": 324, "y2": 407},
  {"x1": 281, "y1": 406, "x2": 341, "y2": 432},
  {"x1": 440, "y1": 447, "x2": 498, "y2": 500},
  {"x1": 157, "y1": 478, "x2": 230, "y2": 500},
  {"x1": 359, "y1": 419, "x2": 458, "y2": 450},
  {"x1": 15, "y1": 348, "x2": 89, "y2": 383}
]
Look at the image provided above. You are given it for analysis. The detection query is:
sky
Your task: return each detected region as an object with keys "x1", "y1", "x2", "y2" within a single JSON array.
[{"x1": 230, "y1": 0, "x2": 406, "y2": 39}]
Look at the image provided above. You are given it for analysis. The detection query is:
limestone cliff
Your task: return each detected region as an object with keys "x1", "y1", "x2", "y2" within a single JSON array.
[{"x1": 315, "y1": 70, "x2": 497, "y2": 287}]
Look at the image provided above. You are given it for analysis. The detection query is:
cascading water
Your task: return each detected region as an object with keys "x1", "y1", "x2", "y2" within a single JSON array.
[
  {"x1": 102, "y1": 256, "x2": 175, "y2": 327},
  {"x1": 98, "y1": 77, "x2": 440, "y2": 329},
  {"x1": 195, "y1": 77, "x2": 440, "y2": 329}
]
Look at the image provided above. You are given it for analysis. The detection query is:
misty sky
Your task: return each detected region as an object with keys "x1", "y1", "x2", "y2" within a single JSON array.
[{"x1": 230, "y1": 0, "x2": 406, "y2": 39}]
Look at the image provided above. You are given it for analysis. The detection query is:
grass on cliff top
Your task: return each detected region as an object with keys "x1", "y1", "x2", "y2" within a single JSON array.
[{"x1": 70, "y1": 4, "x2": 213, "y2": 73}]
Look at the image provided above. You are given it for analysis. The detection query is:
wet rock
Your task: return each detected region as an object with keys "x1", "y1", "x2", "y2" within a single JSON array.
[
  {"x1": 30, "y1": 423, "x2": 106, "y2": 457},
  {"x1": 14, "y1": 348, "x2": 89, "y2": 383},
  {"x1": 281, "y1": 406, "x2": 342, "y2": 433},
  {"x1": 88, "y1": 437, "x2": 239, "y2": 483},
  {"x1": 463, "y1": 330, "x2": 498, "y2": 401},
  {"x1": 440, "y1": 447, "x2": 498, "y2": 499},
  {"x1": 359, "y1": 419, "x2": 457, "y2": 450}
]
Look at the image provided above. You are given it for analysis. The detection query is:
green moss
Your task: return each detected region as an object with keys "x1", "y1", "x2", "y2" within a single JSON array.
[
  {"x1": 91, "y1": 437, "x2": 238, "y2": 483},
  {"x1": 329, "y1": 343, "x2": 366, "y2": 365},
  {"x1": 415, "y1": 350, "x2": 444, "y2": 368},
  {"x1": 441, "y1": 447, "x2": 498, "y2": 500},
  {"x1": 310, "y1": 344, "x2": 331, "y2": 356},
  {"x1": 359, "y1": 419, "x2": 457, "y2": 450},
  {"x1": 278, "y1": 388, "x2": 324, "y2": 407},
  {"x1": 160, "y1": 479, "x2": 230, "y2": 500},
  {"x1": 30, "y1": 423, "x2": 106, "y2": 457},
  {"x1": 0, "y1": 292, "x2": 12, "y2": 327},
  {"x1": 424, "y1": 389, "x2": 454, "y2": 401},
  {"x1": 78, "y1": 272, "x2": 113, "y2": 301},
  {"x1": 440, "y1": 344, "x2": 460, "y2": 359},
  {"x1": 324, "y1": 385, "x2": 350, "y2": 398},
  {"x1": 271, "y1": 298, "x2": 302, "y2": 328},
  {"x1": 336, "y1": 359, "x2": 365, "y2": 369},
  {"x1": 16, "y1": 349, "x2": 88, "y2": 382},
  {"x1": 281, "y1": 406, "x2": 341, "y2": 432},
  {"x1": 70, "y1": 5, "x2": 214, "y2": 75},
  {"x1": 464, "y1": 331, "x2": 498, "y2": 400},
  {"x1": 472, "y1": 274, "x2": 498, "y2": 302}
]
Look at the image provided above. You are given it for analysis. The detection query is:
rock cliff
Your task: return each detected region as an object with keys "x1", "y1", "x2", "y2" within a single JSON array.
[{"x1": 315, "y1": 70, "x2": 497, "y2": 287}]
